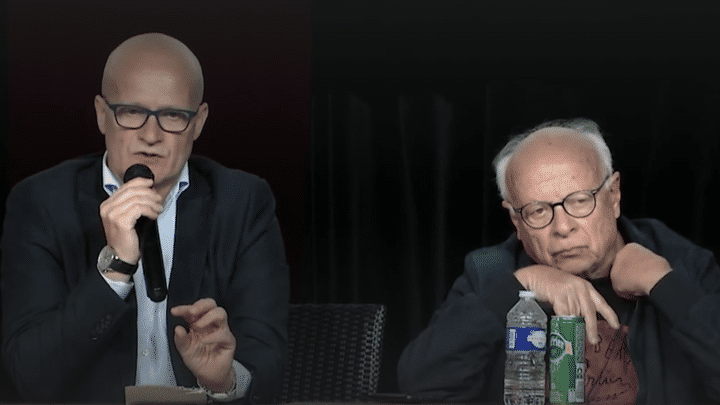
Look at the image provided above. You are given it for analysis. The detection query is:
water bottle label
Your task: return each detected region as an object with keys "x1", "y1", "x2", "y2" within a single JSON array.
[{"x1": 506, "y1": 327, "x2": 546, "y2": 351}]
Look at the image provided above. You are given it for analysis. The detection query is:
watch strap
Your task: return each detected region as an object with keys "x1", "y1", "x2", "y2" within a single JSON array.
[{"x1": 108, "y1": 256, "x2": 139, "y2": 275}]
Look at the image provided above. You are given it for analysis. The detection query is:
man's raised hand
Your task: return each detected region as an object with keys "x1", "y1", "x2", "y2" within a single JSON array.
[
  {"x1": 610, "y1": 242, "x2": 671, "y2": 299},
  {"x1": 171, "y1": 298, "x2": 237, "y2": 394}
]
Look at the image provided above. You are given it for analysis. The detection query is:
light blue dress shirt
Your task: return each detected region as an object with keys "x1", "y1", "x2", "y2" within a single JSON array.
[{"x1": 99, "y1": 153, "x2": 250, "y2": 400}]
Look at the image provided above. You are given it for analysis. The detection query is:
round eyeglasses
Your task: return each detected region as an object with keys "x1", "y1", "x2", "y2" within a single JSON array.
[
  {"x1": 510, "y1": 175, "x2": 611, "y2": 229},
  {"x1": 104, "y1": 98, "x2": 198, "y2": 134}
]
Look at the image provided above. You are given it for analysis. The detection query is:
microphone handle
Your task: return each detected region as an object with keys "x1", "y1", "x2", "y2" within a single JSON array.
[
  {"x1": 123, "y1": 164, "x2": 165, "y2": 302},
  {"x1": 137, "y1": 217, "x2": 168, "y2": 302}
]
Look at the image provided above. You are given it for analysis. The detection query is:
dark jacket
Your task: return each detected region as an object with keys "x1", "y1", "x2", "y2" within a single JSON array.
[
  {"x1": 397, "y1": 217, "x2": 720, "y2": 404},
  {"x1": 1, "y1": 152, "x2": 289, "y2": 403}
]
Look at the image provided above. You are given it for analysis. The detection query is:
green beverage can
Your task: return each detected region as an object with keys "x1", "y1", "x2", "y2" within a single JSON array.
[{"x1": 549, "y1": 316, "x2": 585, "y2": 404}]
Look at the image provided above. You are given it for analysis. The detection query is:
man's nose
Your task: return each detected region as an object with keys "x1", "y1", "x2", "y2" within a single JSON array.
[
  {"x1": 551, "y1": 205, "x2": 576, "y2": 236},
  {"x1": 138, "y1": 115, "x2": 164, "y2": 144}
]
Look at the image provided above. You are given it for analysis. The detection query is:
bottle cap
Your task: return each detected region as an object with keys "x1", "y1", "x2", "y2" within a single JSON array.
[{"x1": 519, "y1": 290, "x2": 536, "y2": 298}]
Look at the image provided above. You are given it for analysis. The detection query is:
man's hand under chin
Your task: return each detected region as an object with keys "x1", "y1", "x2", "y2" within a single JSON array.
[
  {"x1": 610, "y1": 242, "x2": 672, "y2": 299},
  {"x1": 514, "y1": 264, "x2": 620, "y2": 345}
]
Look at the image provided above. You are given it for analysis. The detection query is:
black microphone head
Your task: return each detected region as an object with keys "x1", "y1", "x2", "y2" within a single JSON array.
[
  {"x1": 123, "y1": 163, "x2": 154, "y2": 183},
  {"x1": 149, "y1": 287, "x2": 167, "y2": 303}
]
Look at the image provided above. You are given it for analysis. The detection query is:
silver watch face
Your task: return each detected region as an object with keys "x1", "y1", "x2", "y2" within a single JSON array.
[{"x1": 97, "y1": 245, "x2": 116, "y2": 272}]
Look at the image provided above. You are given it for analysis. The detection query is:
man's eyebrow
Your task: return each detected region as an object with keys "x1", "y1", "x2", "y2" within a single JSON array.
[
  {"x1": 114, "y1": 102, "x2": 189, "y2": 111},
  {"x1": 518, "y1": 188, "x2": 588, "y2": 207},
  {"x1": 111, "y1": 101, "x2": 149, "y2": 109}
]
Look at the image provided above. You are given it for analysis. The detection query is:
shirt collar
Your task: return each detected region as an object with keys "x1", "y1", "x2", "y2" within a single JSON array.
[{"x1": 101, "y1": 151, "x2": 190, "y2": 207}]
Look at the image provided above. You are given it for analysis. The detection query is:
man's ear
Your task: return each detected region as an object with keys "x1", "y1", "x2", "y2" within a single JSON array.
[
  {"x1": 191, "y1": 102, "x2": 209, "y2": 141},
  {"x1": 94, "y1": 95, "x2": 108, "y2": 135},
  {"x1": 502, "y1": 200, "x2": 522, "y2": 231},
  {"x1": 609, "y1": 171, "x2": 621, "y2": 219}
]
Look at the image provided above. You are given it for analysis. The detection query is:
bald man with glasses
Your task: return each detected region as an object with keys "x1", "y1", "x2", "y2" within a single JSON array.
[
  {"x1": 1, "y1": 33, "x2": 288, "y2": 403},
  {"x1": 398, "y1": 118, "x2": 720, "y2": 404}
]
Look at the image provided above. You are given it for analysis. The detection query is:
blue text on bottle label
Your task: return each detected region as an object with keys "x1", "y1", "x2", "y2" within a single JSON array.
[{"x1": 506, "y1": 327, "x2": 546, "y2": 351}]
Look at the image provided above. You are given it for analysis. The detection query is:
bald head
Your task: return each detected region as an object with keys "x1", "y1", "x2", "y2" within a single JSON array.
[
  {"x1": 101, "y1": 33, "x2": 204, "y2": 108},
  {"x1": 493, "y1": 118, "x2": 614, "y2": 202},
  {"x1": 506, "y1": 128, "x2": 603, "y2": 202}
]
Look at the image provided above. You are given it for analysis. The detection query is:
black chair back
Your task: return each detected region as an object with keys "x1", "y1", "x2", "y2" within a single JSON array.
[{"x1": 279, "y1": 303, "x2": 386, "y2": 403}]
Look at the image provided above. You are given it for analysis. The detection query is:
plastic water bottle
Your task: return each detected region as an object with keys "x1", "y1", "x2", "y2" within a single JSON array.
[{"x1": 504, "y1": 290, "x2": 547, "y2": 405}]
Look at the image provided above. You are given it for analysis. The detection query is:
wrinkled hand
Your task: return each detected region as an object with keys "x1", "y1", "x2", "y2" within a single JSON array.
[
  {"x1": 99, "y1": 177, "x2": 163, "y2": 264},
  {"x1": 515, "y1": 264, "x2": 620, "y2": 344},
  {"x1": 610, "y1": 242, "x2": 671, "y2": 299},
  {"x1": 171, "y1": 298, "x2": 236, "y2": 393}
]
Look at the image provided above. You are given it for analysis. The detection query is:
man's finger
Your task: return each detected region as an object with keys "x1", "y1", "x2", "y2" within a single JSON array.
[
  {"x1": 110, "y1": 201, "x2": 163, "y2": 224},
  {"x1": 590, "y1": 289, "x2": 620, "y2": 329},
  {"x1": 189, "y1": 307, "x2": 228, "y2": 331},
  {"x1": 123, "y1": 177, "x2": 155, "y2": 188},
  {"x1": 171, "y1": 298, "x2": 218, "y2": 322},
  {"x1": 576, "y1": 293, "x2": 599, "y2": 345},
  {"x1": 174, "y1": 325, "x2": 191, "y2": 354},
  {"x1": 552, "y1": 299, "x2": 569, "y2": 316},
  {"x1": 192, "y1": 298, "x2": 218, "y2": 311},
  {"x1": 170, "y1": 305, "x2": 199, "y2": 323},
  {"x1": 106, "y1": 178, "x2": 160, "y2": 202},
  {"x1": 584, "y1": 319, "x2": 598, "y2": 346},
  {"x1": 101, "y1": 193, "x2": 164, "y2": 225}
]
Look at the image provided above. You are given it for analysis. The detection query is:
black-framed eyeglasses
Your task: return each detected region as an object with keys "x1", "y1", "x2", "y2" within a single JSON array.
[
  {"x1": 510, "y1": 175, "x2": 611, "y2": 229},
  {"x1": 103, "y1": 98, "x2": 197, "y2": 134}
]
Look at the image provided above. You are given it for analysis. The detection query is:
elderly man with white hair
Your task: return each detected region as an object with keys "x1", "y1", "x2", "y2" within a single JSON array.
[{"x1": 398, "y1": 118, "x2": 720, "y2": 404}]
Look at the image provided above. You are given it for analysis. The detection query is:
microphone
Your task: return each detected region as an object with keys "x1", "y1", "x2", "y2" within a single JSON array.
[{"x1": 123, "y1": 164, "x2": 167, "y2": 302}]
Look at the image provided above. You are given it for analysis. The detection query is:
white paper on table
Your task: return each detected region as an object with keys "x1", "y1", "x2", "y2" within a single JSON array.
[{"x1": 125, "y1": 385, "x2": 207, "y2": 405}]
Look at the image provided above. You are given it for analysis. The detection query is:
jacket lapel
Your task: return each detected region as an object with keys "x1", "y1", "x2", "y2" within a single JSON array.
[
  {"x1": 76, "y1": 153, "x2": 108, "y2": 273},
  {"x1": 167, "y1": 161, "x2": 212, "y2": 387}
]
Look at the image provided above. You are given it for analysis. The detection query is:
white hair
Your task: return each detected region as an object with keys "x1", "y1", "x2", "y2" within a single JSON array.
[{"x1": 492, "y1": 118, "x2": 614, "y2": 201}]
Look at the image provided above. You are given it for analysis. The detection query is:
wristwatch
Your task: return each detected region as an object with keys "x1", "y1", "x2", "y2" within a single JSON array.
[{"x1": 97, "y1": 245, "x2": 138, "y2": 275}]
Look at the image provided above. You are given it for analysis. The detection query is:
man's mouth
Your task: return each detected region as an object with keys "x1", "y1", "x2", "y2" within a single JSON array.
[{"x1": 553, "y1": 247, "x2": 586, "y2": 258}]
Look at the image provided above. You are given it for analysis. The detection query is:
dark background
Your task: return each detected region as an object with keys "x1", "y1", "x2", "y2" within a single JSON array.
[
  {"x1": 3, "y1": 0, "x2": 720, "y2": 400},
  {"x1": 307, "y1": 0, "x2": 720, "y2": 395}
]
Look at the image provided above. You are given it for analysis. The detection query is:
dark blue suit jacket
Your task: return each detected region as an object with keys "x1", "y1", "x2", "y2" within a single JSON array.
[
  {"x1": 1, "y1": 152, "x2": 289, "y2": 403},
  {"x1": 397, "y1": 217, "x2": 720, "y2": 404}
]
